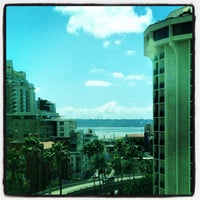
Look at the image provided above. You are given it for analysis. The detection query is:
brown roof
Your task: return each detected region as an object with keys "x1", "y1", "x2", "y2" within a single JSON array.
[{"x1": 127, "y1": 134, "x2": 144, "y2": 138}]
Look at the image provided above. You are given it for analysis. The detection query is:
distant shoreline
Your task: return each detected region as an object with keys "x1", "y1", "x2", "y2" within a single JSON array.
[
  {"x1": 77, "y1": 126, "x2": 145, "y2": 139},
  {"x1": 76, "y1": 119, "x2": 153, "y2": 127}
]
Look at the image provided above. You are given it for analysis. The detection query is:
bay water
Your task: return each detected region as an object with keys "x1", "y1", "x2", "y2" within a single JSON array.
[{"x1": 78, "y1": 126, "x2": 144, "y2": 139}]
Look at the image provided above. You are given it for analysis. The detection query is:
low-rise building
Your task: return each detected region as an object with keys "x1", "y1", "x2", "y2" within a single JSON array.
[{"x1": 6, "y1": 112, "x2": 77, "y2": 141}]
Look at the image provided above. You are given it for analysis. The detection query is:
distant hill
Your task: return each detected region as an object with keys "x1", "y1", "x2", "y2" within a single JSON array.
[{"x1": 76, "y1": 119, "x2": 153, "y2": 127}]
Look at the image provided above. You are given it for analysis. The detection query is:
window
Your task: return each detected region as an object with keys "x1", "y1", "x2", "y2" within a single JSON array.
[
  {"x1": 154, "y1": 62, "x2": 159, "y2": 75},
  {"x1": 60, "y1": 127, "x2": 64, "y2": 131},
  {"x1": 173, "y1": 22, "x2": 192, "y2": 36},
  {"x1": 159, "y1": 60, "x2": 164, "y2": 74},
  {"x1": 153, "y1": 27, "x2": 169, "y2": 41}
]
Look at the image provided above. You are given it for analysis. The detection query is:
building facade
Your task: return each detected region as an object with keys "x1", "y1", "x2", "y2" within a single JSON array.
[
  {"x1": 144, "y1": 6, "x2": 194, "y2": 195},
  {"x1": 37, "y1": 97, "x2": 56, "y2": 113},
  {"x1": 6, "y1": 112, "x2": 77, "y2": 141},
  {"x1": 6, "y1": 60, "x2": 36, "y2": 113}
]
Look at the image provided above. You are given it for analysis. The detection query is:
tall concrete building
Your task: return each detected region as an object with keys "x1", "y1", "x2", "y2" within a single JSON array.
[
  {"x1": 144, "y1": 6, "x2": 194, "y2": 195},
  {"x1": 6, "y1": 60, "x2": 36, "y2": 113},
  {"x1": 37, "y1": 97, "x2": 56, "y2": 113}
]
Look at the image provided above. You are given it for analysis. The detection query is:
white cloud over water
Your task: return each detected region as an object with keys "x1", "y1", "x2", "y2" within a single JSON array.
[
  {"x1": 57, "y1": 101, "x2": 152, "y2": 119},
  {"x1": 54, "y1": 6, "x2": 153, "y2": 38},
  {"x1": 85, "y1": 80, "x2": 112, "y2": 87}
]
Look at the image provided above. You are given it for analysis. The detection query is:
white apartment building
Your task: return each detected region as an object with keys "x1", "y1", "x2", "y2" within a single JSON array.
[
  {"x1": 144, "y1": 6, "x2": 194, "y2": 195},
  {"x1": 6, "y1": 60, "x2": 36, "y2": 113}
]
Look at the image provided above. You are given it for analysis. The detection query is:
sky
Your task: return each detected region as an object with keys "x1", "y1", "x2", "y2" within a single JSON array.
[{"x1": 6, "y1": 5, "x2": 183, "y2": 119}]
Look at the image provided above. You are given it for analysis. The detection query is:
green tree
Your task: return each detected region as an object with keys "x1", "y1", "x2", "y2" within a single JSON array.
[
  {"x1": 51, "y1": 142, "x2": 70, "y2": 195},
  {"x1": 123, "y1": 174, "x2": 153, "y2": 195},
  {"x1": 93, "y1": 140, "x2": 105, "y2": 193},
  {"x1": 21, "y1": 136, "x2": 44, "y2": 194},
  {"x1": 113, "y1": 139, "x2": 126, "y2": 194},
  {"x1": 5, "y1": 148, "x2": 29, "y2": 195},
  {"x1": 83, "y1": 141, "x2": 96, "y2": 189},
  {"x1": 124, "y1": 144, "x2": 138, "y2": 180}
]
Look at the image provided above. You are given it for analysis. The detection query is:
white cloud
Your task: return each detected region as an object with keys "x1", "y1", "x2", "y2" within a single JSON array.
[
  {"x1": 111, "y1": 72, "x2": 152, "y2": 86},
  {"x1": 127, "y1": 82, "x2": 136, "y2": 87},
  {"x1": 126, "y1": 74, "x2": 146, "y2": 80},
  {"x1": 125, "y1": 50, "x2": 136, "y2": 56},
  {"x1": 90, "y1": 68, "x2": 105, "y2": 74},
  {"x1": 57, "y1": 101, "x2": 153, "y2": 119},
  {"x1": 112, "y1": 72, "x2": 124, "y2": 79},
  {"x1": 54, "y1": 6, "x2": 153, "y2": 38},
  {"x1": 85, "y1": 80, "x2": 112, "y2": 87},
  {"x1": 114, "y1": 40, "x2": 121, "y2": 45},
  {"x1": 34, "y1": 87, "x2": 41, "y2": 93},
  {"x1": 103, "y1": 40, "x2": 110, "y2": 48},
  {"x1": 112, "y1": 72, "x2": 147, "y2": 81}
]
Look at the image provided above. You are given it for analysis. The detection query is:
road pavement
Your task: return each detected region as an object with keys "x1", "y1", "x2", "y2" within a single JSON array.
[{"x1": 46, "y1": 175, "x2": 143, "y2": 195}]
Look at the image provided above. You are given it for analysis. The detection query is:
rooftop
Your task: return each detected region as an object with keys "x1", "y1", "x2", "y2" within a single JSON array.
[{"x1": 166, "y1": 6, "x2": 193, "y2": 19}]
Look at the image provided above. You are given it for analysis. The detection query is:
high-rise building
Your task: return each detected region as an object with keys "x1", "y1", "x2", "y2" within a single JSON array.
[
  {"x1": 6, "y1": 60, "x2": 36, "y2": 113},
  {"x1": 144, "y1": 6, "x2": 194, "y2": 195},
  {"x1": 37, "y1": 97, "x2": 56, "y2": 113}
]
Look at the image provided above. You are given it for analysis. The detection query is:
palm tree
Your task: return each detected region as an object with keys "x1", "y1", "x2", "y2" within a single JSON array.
[
  {"x1": 21, "y1": 136, "x2": 44, "y2": 194},
  {"x1": 51, "y1": 142, "x2": 70, "y2": 196},
  {"x1": 113, "y1": 139, "x2": 125, "y2": 194},
  {"x1": 93, "y1": 152, "x2": 107, "y2": 195},
  {"x1": 5, "y1": 148, "x2": 29, "y2": 195},
  {"x1": 125, "y1": 144, "x2": 138, "y2": 181},
  {"x1": 83, "y1": 141, "x2": 97, "y2": 189},
  {"x1": 44, "y1": 147, "x2": 56, "y2": 194}
]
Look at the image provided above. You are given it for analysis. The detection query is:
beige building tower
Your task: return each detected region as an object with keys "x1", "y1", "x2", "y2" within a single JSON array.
[
  {"x1": 6, "y1": 60, "x2": 36, "y2": 113},
  {"x1": 144, "y1": 6, "x2": 194, "y2": 195}
]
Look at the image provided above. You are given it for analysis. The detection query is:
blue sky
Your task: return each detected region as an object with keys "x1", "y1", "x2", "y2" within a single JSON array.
[{"x1": 6, "y1": 5, "x2": 182, "y2": 119}]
